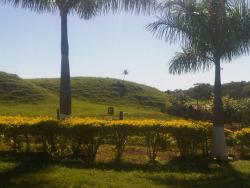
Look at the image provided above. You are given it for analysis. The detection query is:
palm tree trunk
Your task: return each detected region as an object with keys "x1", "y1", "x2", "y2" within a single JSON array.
[
  {"x1": 211, "y1": 56, "x2": 227, "y2": 159},
  {"x1": 60, "y1": 11, "x2": 71, "y2": 118},
  {"x1": 214, "y1": 57, "x2": 223, "y2": 126}
]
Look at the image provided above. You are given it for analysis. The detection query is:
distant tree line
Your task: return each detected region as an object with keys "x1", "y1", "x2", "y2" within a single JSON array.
[
  {"x1": 165, "y1": 83, "x2": 250, "y2": 126},
  {"x1": 166, "y1": 81, "x2": 250, "y2": 100}
]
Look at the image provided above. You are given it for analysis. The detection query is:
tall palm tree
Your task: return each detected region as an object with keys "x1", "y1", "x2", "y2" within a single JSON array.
[
  {"x1": 148, "y1": 0, "x2": 250, "y2": 159},
  {"x1": 122, "y1": 69, "x2": 129, "y2": 81},
  {"x1": 4, "y1": 0, "x2": 154, "y2": 118}
]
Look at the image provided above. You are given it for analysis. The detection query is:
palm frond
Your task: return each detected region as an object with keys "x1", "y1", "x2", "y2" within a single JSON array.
[
  {"x1": 75, "y1": 0, "x2": 156, "y2": 19},
  {"x1": 147, "y1": 17, "x2": 191, "y2": 46},
  {"x1": 147, "y1": 0, "x2": 206, "y2": 47},
  {"x1": 3, "y1": 0, "x2": 156, "y2": 18},
  {"x1": 219, "y1": 0, "x2": 250, "y2": 60},
  {"x1": 116, "y1": 0, "x2": 156, "y2": 13},
  {"x1": 3, "y1": 0, "x2": 55, "y2": 12},
  {"x1": 169, "y1": 47, "x2": 213, "y2": 75},
  {"x1": 73, "y1": 0, "x2": 99, "y2": 19},
  {"x1": 150, "y1": 0, "x2": 250, "y2": 73}
]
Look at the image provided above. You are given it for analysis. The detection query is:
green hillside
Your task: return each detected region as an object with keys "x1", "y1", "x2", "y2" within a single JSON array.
[
  {"x1": 0, "y1": 72, "x2": 51, "y2": 103},
  {"x1": 0, "y1": 72, "x2": 169, "y2": 118},
  {"x1": 29, "y1": 77, "x2": 168, "y2": 108}
]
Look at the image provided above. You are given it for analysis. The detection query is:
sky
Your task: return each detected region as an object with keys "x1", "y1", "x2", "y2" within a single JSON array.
[{"x1": 1, "y1": 4, "x2": 250, "y2": 91}]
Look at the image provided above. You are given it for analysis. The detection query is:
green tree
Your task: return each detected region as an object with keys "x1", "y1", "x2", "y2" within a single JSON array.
[
  {"x1": 4, "y1": 0, "x2": 154, "y2": 118},
  {"x1": 167, "y1": 91, "x2": 191, "y2": 117},
  {"x1": 148, "y1": 0, "x2": 250, "y2": 159},
  {"x1": 188, "y1": 83, "x2": 212, "y2": 106}
]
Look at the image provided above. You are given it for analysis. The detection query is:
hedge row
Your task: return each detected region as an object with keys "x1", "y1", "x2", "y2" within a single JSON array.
[
  {"x1": 2, "y1": 116, "x2": 249, "y2": 161},
  {"x1": 233, "y1": 128, "x2": 250, "y2": 156},
  {"x1": 0, "y1": 116, "x2": 214, "y2": 162}
]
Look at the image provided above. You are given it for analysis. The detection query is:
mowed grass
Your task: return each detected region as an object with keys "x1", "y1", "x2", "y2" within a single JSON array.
[
  {"x1": 0, "y1": 145, "x2": 249, "y2": 188},
  {"x1": 0, "y1": 158, "x2": 250, "y2": 188},
  {"x1": 0, "y1": 99, "x2": 171, "y2": 119}
]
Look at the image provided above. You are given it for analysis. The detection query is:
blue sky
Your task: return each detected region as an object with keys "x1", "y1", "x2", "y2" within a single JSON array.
[{"x1": 1, "y1": 4, "x2": 250, "y2": 91}]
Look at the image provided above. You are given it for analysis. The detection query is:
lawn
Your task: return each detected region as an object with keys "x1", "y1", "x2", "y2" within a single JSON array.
[
  {"x1": 0, "y1": 157, "x2": 250, "y2": 188},
  {"x1": 0, "y1": 144, "x2": 250, "y2": 188},
  {"x1": 0, "y1": 99, "x2": 171, "y2": 119}
]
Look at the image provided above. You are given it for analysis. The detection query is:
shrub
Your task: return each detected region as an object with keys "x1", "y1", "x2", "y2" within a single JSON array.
[
  {"x1": 0, "y1": 116, "x2": 213, "y2": 162},
  {"x1": 0, "y1": 116, "x2": 55, "y2": 153},
  {"x1": 165, "y1": 121, "x2": 212, "y2": 157},
  {"x1": 61, "y1": 118, "x2": 106, "y2": 163},
  {"x1": 108, "y1": 121, "x2": 134, "y2": 162},
  {"x1": 234, "y1": 128, "x2": 250, "y2": 157}
]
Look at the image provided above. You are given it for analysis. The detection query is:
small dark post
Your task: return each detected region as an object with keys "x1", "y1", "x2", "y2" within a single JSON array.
[
  {"x1": 57, "y1": 109, "x2": 60, "y2": 120},
  {"x1": 119, "y1": 111, "x2": 124, "y2": 120}
]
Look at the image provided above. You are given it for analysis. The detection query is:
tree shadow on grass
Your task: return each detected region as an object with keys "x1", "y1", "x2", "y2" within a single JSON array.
[
  {"x1": 0, "y1": 151, "x2": 55, "y2": 188},
  {"x1": 0, "y1": 161, "x2": 53, "y2": 188},
  {"x1": 0, "y1": 152, "x2": 250, "y2": 188},
  {"x1": 147, "y1": 161, "x2": 250, "y2": 188},
  {"x1": 58, "y1": 156, "x2": 214, "y2": 174},
  {"x1": 53, "y1": 157, "x2": 250, "y2": 188},
  {"x1": 0, "y1": 151, "x2": 212, "y2": 173}
]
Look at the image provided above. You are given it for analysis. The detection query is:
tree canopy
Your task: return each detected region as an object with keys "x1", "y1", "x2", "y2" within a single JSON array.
[
  {"x1": 3, "y1": 0, "x2": 155, "y2": 17},
  {"x1": 148, "y1": 0, "x2": 250, "y2": 74}
]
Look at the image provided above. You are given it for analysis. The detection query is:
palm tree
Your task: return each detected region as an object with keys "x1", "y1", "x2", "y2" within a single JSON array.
[
  {"x1": 4, "y1": 0, "x2": 155, "y2": 119},
  {"x1": 148, "y1": 0, "x2": 250, "y2": 159},
  {"x1": 122, "y1": 69, "x2": 129, "y2": 81}
]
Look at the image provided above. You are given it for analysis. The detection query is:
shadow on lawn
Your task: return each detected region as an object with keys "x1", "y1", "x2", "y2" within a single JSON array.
[
  {"x1": 147, "y1": 161, "x2": 250, "y2": 188},
  {"x1": 0, "y1": 151, "x2": 212, "y2": 173},
  {"x1": 0, "y1": 152, "x2": 54, "y2": 188},
  {"x1": 0, "y1": 151, "x2": 250, "y2": 188}
]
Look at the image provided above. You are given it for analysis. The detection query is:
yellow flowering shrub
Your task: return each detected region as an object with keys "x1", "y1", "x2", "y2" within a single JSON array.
[
  {"x1": 0, "y1": 116, "x2": 57, "y2": 152},
  {"x1": 0, "y1": 116, "x2": 213, "y2": 161},
  {"x1": 60, "y1": 118, "x2": 108, "y2": 162},
  {"x1": 234, "y1": 128, "x2": 250, "y2": 156},
  {"x1": 235, "y1": 128, "x2": 250, "y2": 143}
]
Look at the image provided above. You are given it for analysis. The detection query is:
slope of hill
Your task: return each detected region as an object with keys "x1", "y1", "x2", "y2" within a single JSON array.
[
  {"x1": 0, "y1": 72, "x2": 50, "y2": 103},
  {"x1": 0, "y1": 72, "x2": 169, "y2": 118},
  {"x1": 29, "y1": 77, "x2": 168, "y2": 108}
]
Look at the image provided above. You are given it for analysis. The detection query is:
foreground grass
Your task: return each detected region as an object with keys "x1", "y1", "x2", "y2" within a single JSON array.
[{"x1": 0, "y1": 156, "x2": 250, "y2": 188}]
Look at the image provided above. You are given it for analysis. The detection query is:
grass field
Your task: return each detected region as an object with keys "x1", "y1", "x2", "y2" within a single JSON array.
[
  {"x1": 0, "y1": 99, "x2": 172, "y2": 119},
  {"x1": 0, "y1": 144, "x2": 249, "y2": 188},
  {"x1": 0, "y1": 155, "x2": 249, "y2": 188}
]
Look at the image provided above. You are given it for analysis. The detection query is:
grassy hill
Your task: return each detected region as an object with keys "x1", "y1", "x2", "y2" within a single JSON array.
[
  {"x1": 0, "y1": 72, "x2": 51, "y2": 103},
  {"x1": 29, "y1": 77, "x2": 167, "y2": 108},
  {"x1": 0, "y1": 72, "x2": 170, "y2": 118}
]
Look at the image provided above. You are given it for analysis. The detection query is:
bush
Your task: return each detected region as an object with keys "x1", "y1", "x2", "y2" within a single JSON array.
[
  {"x1": 61, "y1": 118, "x2": 106, "y2": 163},
  {"x1": 108, "y1": 121, "x2": 134, "y2": 162},
  {"x1": 223, "y1": 97, "x2": 250, "y2": 125},
  {"x1": 0, "y1": 116, "x2": 213, "y2": 162},
  {"x1": 234, "y1": 128, "x2": 250, "y2": 157},
  {"x1": 166, "y1": 121, "x2": 211, "y2": 157}
]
